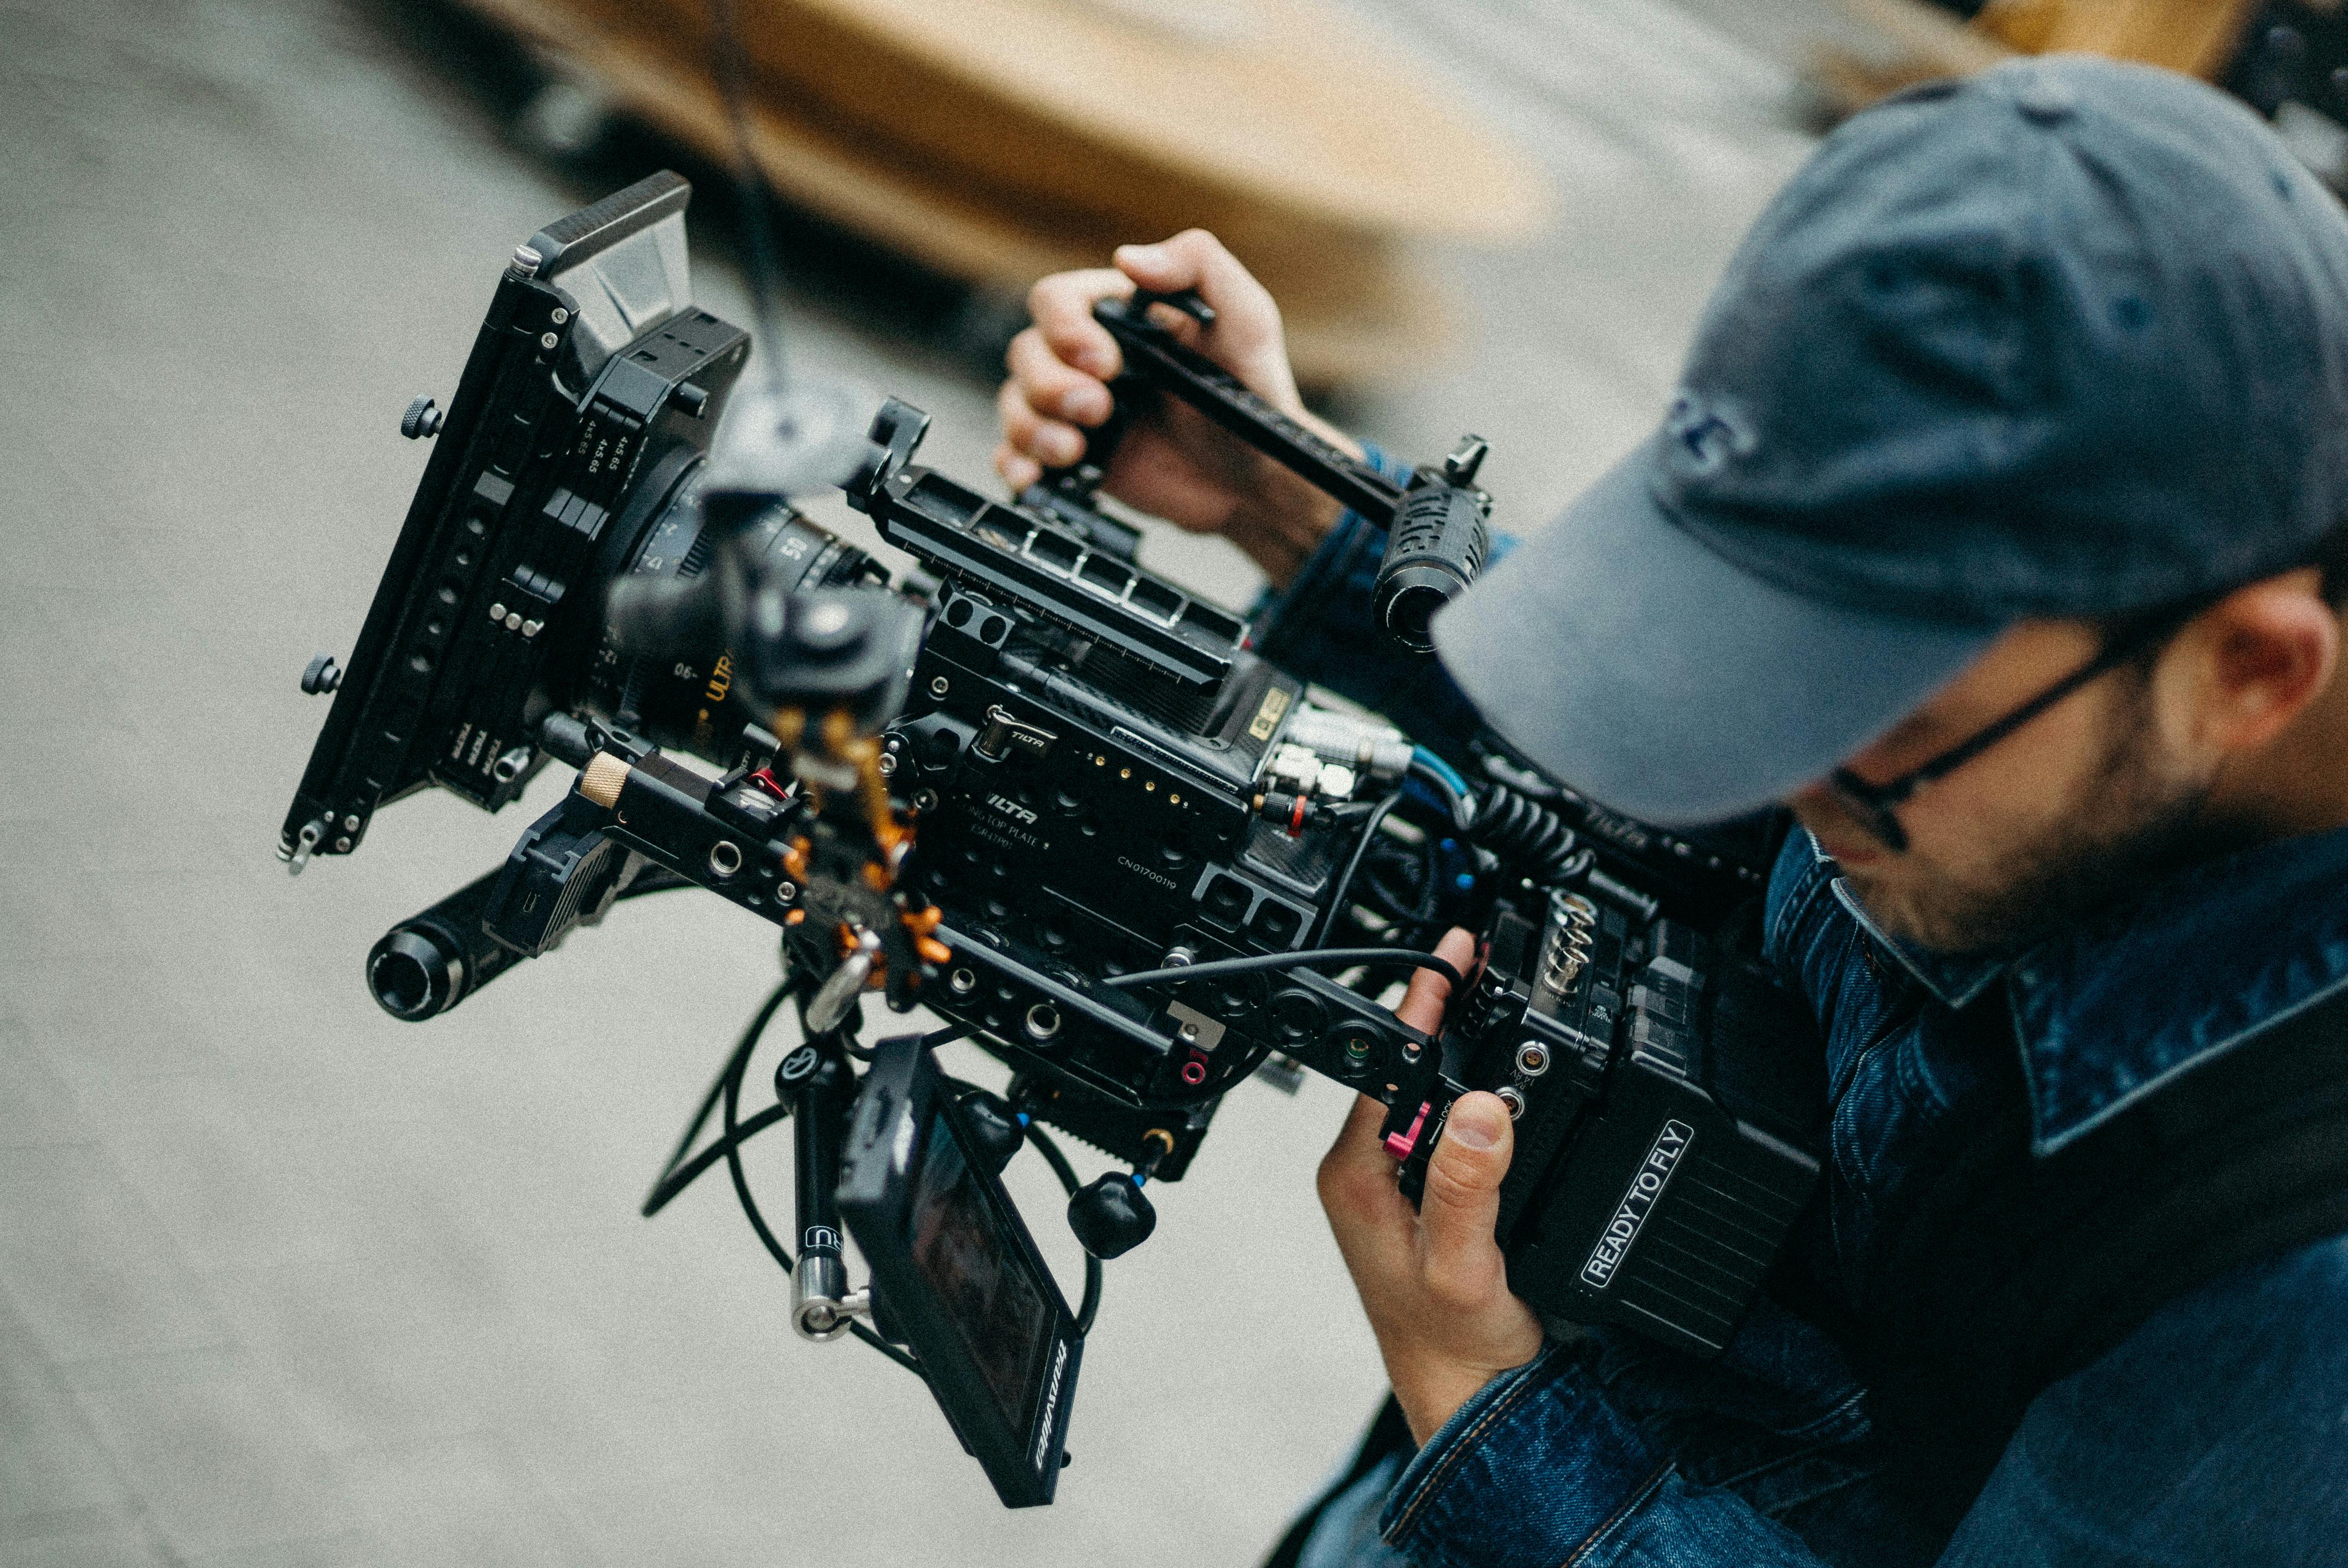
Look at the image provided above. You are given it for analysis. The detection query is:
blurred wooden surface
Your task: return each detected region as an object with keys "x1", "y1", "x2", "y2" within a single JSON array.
[
  {"x1": 457, "y1": 0, "x2": 1560, "y2": 387},
  {"x1": 1979, "y1": 0, "x2": 2261, "y2": 79},
  {"x1": 1818, "y1": 0, "x2": 2264, "y2": 118}
]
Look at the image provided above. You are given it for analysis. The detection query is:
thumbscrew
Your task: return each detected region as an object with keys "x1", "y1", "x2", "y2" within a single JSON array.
[{"x1": 400, "y1": 395, "x2": 444, "y2": 440}]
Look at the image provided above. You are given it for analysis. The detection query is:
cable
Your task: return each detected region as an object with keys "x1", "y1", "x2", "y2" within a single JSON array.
[
  {"x1": 719, "y1": 1006, "x2": 798, "y2": 1275},
  {"x1": 717, "y1": 1009, "x2": 923, "y2": 1375},
  {"x1": 946, "y1": 1077, "x2": 1104, "y2": 1335},
  {"x1": 1410, "y1": 748, "x2": 1473, "y2": 825},
  {"x1": 1103, "y1": 946, "x2": 1463, "y2": 994},
  {"x1": 645, "y1": 1013, "x2": 970, "y2": 1218},
  {"x1": 1313, "y1": 788, "x2": 1405, "y2": 947},
  {"x1": 645, "y1": 989, "x2": 973, "y2": 1378},
  {"x1": 709, "y1": 0, "x2": 790, "y2": 388},
  {"x1": 1470, "y1": 782, "x2": 1589, "y2": 884},
  {"x1": 614, "y1": 865, "x2": 696, "y2": 900},
  {"x1": 641, "y1": 982, "x2": 791, "y2": 1219},
  {"x1": 641, "y1": 1101, "x2": 789, "y2": 1216},
  {"x1": 1024, "y1": 1119, "x2": 1104, "y2": 1335}
]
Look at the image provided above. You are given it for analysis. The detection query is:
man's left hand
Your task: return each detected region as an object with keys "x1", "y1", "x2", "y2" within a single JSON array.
[{"x1": 1317, "y1": 928, "x2": 1545, "y2": 1446}]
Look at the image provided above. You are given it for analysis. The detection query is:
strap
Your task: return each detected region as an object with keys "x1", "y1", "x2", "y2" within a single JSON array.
[{"x1": 1862, "y1": 983, "x2": 2348, "y2": 1525}]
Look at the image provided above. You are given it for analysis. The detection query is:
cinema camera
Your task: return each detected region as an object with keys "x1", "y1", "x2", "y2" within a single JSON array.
[{"x1": 281, "y1": 173, "x2": 1824, "y2": 1507}]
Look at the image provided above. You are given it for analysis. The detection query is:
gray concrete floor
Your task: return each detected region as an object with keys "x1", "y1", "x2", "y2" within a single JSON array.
[{"x1": 0, "y1": 0, "x2": 1841, "y2": 1562}]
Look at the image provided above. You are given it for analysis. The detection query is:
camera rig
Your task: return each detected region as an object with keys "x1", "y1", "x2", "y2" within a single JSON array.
[{"x1": 282, "y1": 173, "x2": 1821, "y2": 1507}]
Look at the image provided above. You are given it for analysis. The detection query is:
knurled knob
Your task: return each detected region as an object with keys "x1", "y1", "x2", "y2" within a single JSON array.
[
  {"x1": 400, "y1": 395, "x2": 444, "y2": 440},
  {"x1": 579, "y1": 751, "x2": 630, "y2": 808}
]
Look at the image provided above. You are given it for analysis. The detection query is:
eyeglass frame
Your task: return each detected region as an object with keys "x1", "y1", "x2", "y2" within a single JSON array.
[{"x1": 1820, "y1": 597, "x2": 2212, "y2": 855}]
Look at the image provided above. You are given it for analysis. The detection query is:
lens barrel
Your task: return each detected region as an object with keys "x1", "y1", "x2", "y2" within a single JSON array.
[{"x1": 580, "y1": 469, "x2": 884, "y2": 761}]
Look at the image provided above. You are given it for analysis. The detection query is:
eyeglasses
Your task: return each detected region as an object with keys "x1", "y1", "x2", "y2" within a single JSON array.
[{"x1": 1820, "y1": 602, "x2": 2203, "y2": 855}]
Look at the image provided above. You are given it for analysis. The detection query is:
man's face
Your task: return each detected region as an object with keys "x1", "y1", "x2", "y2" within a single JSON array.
[{"x1": 1787, "y1": 621, "x2": 2221, "y2": 955}]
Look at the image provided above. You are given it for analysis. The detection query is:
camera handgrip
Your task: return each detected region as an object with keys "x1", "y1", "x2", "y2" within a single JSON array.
[
  {"x1": 1372, "y1": 483, "x2": 1492, "y2": 654},
  {"x1": 366, "y1": 869, "x2": 520, "y2": 1022}
]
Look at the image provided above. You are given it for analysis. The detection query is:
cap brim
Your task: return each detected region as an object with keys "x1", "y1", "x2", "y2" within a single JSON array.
[{"x1": 1430, "y1": 445, "x2": 2000, "y2": 826}]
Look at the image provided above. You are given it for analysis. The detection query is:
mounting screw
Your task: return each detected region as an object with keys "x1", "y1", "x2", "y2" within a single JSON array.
[
  {"x1": 539, "y1": 331, "x2": 559, "y2": 352},
  {"x1": 511, "y1": 244, "x2": 543, "y2": 277},
  {"x1": 928, "y1": 675, "x2": 950, "y2": 698},
  {"x1": 549, "y1": 307, "x2": 569, "y2": 325},
  {"x1": 876, "y1": 751, "x2": 898, "y2": 777},
  {"x1": 399, "y1": 396, "x2": 444, "y2": 440},
  {"x1": 300, "y1": 654, "x2": 343, "y2": 695}
]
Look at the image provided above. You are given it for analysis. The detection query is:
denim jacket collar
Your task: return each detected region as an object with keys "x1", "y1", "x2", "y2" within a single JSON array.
[{"x1": 1816, "y1": 823, "x2": 2348, "y2": 1156}]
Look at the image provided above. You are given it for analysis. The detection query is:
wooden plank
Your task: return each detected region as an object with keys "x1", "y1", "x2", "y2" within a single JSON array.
[
  {"x1": 2039, "y1": 0, "x2": 2262, "y2": 80},
  {"x1": 460, "y1": 0, "x2": 1459, "y2": 385},
  {"x1": 616, "y1": 0, "x2": 1555, "y2": 241}
]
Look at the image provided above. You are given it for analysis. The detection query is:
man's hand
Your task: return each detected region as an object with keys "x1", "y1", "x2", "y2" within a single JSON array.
[
  {"x1": 1318, "y1": 929, "x2": 1545, "y2": 1446},
  {"x1": 994, "y1": 229, "x2": 1355, "y2": 585}
]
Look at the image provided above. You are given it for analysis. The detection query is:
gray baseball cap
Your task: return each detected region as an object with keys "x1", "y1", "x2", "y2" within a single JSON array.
[{"x1": 1433, "y1": 56, "x2": 2348, "y2": 827}]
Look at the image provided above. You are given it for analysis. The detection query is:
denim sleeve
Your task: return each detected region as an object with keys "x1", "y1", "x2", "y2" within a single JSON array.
[
  {"x1": 1247, "y1": 442, "x2": 1516, "y2": 765},
  {"x1": 1936, "y1": 1235, "x2": 2348, "y2": 1567},
  {"x1": 1376, "y1": 1242, "x2": 2348, "y2": 1568},
  {"x1": 1373, "y1": 1343, "x2": 1836, "y2": 1568}
]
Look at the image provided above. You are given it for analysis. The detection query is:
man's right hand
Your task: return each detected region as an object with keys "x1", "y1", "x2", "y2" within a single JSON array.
[{"x1": 994, "y1": 230, "x2": 1358, "y2": 587}]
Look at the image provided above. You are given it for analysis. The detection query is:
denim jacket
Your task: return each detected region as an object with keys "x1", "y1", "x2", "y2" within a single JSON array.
[{"x1": 1261, "y1": 490, "x2": 2348, "y2": 1568}]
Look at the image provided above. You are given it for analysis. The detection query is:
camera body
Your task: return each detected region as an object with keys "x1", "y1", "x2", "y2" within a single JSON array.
[
  {"x1": 1444, "y1": 894, "x2": 1825, "y2": 1356},
  {"x1": 837, "y1": 408, "x2": 1449, "y2": 1175},
  {"x1": 288, "y1": 174, "x2": 1826, "y2": 1485}
]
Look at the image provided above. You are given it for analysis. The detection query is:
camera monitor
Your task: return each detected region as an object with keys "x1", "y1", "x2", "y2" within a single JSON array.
[{"x1": 838, "y1": 1035, "x2": 1083, "y2": 1508}]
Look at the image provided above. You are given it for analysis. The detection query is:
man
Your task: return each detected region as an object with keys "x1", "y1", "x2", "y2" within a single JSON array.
[{"x1": 997, "y1": 57, "x2": 2348, "y2": 1566}]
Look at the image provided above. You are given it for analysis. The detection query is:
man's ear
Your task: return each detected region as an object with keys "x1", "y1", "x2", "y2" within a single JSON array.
[{"x1": 2167, "y1": 570, "x2": 2339, "y2": 755}]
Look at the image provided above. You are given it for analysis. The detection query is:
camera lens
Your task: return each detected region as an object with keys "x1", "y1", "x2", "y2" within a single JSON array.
[{"x1": 574, "y1": 467, "x2": 883, "y2": 762}]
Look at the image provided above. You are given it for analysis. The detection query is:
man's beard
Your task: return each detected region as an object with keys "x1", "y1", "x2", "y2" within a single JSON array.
[{"x1": 1840, "y1": 682, "x2": 2228, "y2": 955}]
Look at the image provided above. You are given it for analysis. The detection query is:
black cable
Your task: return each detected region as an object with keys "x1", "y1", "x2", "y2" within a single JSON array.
[
  {"x1": 615, "y1": 865, "x2": 696, "y2": 900},
  {"x1": 1314, "y1": 789, "x2": 1405, "y2": 947},
  {"x1": 641, "y1": 1101, "x2": 789, "y2": 1217},
  {"x1": 719, "y1": 1012, "x2": 797, "y2": 1274},
  {"x1": 644, "y1": 989, "x2": 973, "y2": 1377},
  {"x1": 1103, "y1": 945, "x2": 1462, "y2": 995},
  {"x1": 1024, "y1": 1120, "x2": 1104, "y2": 1335},
  {"x1": 945, "y1": 1077, "x2": 1104, "y2": 1335},
  {"x1": 717, "y1": 1012, "x2": 924, "y2": 1375},
  {"x1": 709, "y1": 0, "x2": 791, "y2": 386},
  {"x1": 1407, "y1": 753, "x2": 1471, "y2": 833},
  {"x1": 641, "y1": 983, "x2": 791, "y2": 1219},
  {"x1": 646, "y1": 1012, "x2": 970, "y2": 1218}
]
